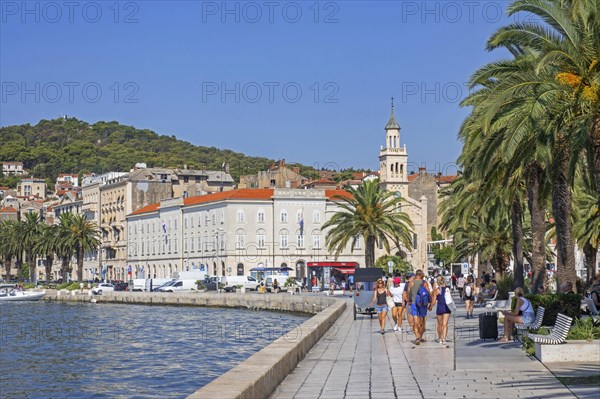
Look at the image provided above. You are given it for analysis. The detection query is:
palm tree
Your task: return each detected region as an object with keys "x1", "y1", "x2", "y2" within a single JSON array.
[
  {"x1": 0, "y1": 220, "x2": 16, "y2": 281},
  {"x1": 19, "y1": 212, "x2": 42, "y2": 282},
  {"x1": 34, "y1": 224, "x2": 59, "y2": 283},
  {"x1": 56, "y1": 213, "x2": 75, "y2": 282},
  {"x1": 573, "y1": 179, "x2": 600, "y2": 283},
  {"x1": 322, "y1": 180, "x2": 413, "y2": 268},
  {"x1": 61, "y1": 213, "x2": 100, "y2": 282}
]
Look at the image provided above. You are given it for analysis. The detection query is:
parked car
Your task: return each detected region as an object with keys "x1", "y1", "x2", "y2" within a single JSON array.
[
  {"x1": 222, "y1": 275, "x2": 260, "y2": 292},
  {"x1": 92, "y1": 283, "x2": 115, "y2": 295},
  {"x1": 158, "y1": 279, "x2": 196, "y2": 292},
  {"x1": 152, "y1": 280, "x2": 177, "y2": 292},
  {"x1": 114, "y1": 282, "x2": 129, "y2": 291}
]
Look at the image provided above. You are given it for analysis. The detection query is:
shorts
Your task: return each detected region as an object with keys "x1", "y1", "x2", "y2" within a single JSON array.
[
  {"x1": 411, "y1": 303, "x2": 427, "y2": 318},
  {"x1": 375, "y1": 305, "x2": 389, "y2": 314},
  {"x1": 464, "y1": 295, "x2": 473, "y2": 301},
  {"x1": 522, "y1": 313, "x2": 535, "y2": 325},
  {"x1": 394, "y1": 302, "x2": 402, "y2": 307}
]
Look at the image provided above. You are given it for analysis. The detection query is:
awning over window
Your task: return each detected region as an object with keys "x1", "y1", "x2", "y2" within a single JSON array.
[{"x1": 307, "y1": 262, "x2": 358, "y2": 267}]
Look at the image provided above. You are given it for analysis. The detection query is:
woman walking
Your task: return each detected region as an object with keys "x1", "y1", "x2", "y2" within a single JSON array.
[
  {"x1": 370, "y1": 278, "x2": 392, "y2": 334},
  {"x1": 463, "y1": 275, "x2": 475, "y2": 319},
  {"x1": 429, "y1": 276, "x2": 452, "y2": 344},
  {"x1": 498, "y1": 287, "x2": 535, "y2": 342},
  {"x1": 389, "y1": 277, "x2": 405, "y2": 332}
]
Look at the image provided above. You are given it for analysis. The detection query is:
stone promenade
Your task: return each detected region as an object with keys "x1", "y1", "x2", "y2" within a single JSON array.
[{"x1": 271, "y1": 295, "x2": 595, "y2": 399}]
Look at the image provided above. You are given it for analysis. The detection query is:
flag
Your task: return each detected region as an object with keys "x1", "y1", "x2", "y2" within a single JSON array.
[
  {"x1": 162, "y1": 220, "x2": 167, "y2": 234},
  {"x1": 299, "y1": 209, "x2": 304, "y2": 237}
]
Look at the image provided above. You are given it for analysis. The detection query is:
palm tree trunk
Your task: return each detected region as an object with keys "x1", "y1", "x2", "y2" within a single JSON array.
[
  {"x1": 511, "y1": 198, "x2": 524, "y2": 290},
  {"x1": 76, "y1": 244, "x2": 84, "y2": 283},
  {"x1": 582, "y1": 242, "x2": 597, "y2": 285},
  {"x1": 4, "y1": 255, "x2": 12, "y2": 281},
  {"x1": 45, "y1": 255, "x2": 53, "y2": 283},
  {"x1": 365, "y1": 235, "x2": 375, "y2": 268},
  {"x1": 591, "y1": 116, "x2": 600, "y2": 213},
  {"x1": 16, "y1": 256, "x2": 23, "y2": 283},
  {"x1": 527, "y1": 163, "x2": 547, "y2": 294},
  {"x1": 27, "y1": 251, "x2": 35, "y2": 283},
  {"x1": 61, "y1": 257, "x2": 70, "y2": 282},
  {"x1": 553, "y1": 138, "x2": 576, "y2": 293}
]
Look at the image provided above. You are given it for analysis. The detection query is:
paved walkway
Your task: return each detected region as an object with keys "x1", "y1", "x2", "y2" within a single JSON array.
[{"x1": 271, "y1": 294, "x2": 596, "y2": 399}]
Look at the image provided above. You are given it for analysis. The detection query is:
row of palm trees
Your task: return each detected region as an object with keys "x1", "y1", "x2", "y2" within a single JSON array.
[
  {"x1": 0, "y1": 212, "x2": 100, "y2": 283},
  {"x1": 440, "y1": 0, "x2": 599, "y2": 293}
]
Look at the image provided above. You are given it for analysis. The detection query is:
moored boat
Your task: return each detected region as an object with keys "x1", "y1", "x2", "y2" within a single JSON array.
[{"x1": 0, "y1": 289, "x2": 46, "y2": 302}]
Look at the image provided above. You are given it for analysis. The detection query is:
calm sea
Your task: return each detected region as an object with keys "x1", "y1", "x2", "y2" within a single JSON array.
[{"x1": 0, "y1": 301, "x2": 308, "y2": 398}]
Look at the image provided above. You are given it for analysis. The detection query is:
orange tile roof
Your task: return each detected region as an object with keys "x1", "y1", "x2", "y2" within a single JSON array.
[
  {"x1": 130, "y1": 203, "x2": 161, "y2": 216},
  {"x1": 325, "y1": 189, "x2": 352, "y2": 201},
  {"x1": 129, "y1": 188, "x2": 356, "y2": 216},
  {"x1": 0, "y1": 186, "x2": 9, "y2": 190},
  {"x1": 0, "y1": 207, "x2": 17, "y2": 213},
  {"x1": 437, "y1": 175, "x2": 459, "y2": 184},
  {"x1": 185, "y1": 189, "x2": 275, "y2": 206}
]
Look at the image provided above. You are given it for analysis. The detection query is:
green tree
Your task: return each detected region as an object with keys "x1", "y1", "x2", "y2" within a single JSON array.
[
  {"x1": 59, "y1": 213, "x2": 100, "y2": 283},
  {"x1": 322, "y1": 179, "x2": 413, "y2": 268},
  {"x1": 374, "y1": 255, "x2": 411, "y2": 274},
  {"x1": 0, "y1": 220, "x2": 16, "y2": 281},
  {"x1": 18, "y1": 212, "x2": 43, "y2": 282}
]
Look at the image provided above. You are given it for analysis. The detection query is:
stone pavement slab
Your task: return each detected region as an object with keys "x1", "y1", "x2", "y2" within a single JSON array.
[{"x1": 271, "y1": 295, "x2": 580, "y2": 399}]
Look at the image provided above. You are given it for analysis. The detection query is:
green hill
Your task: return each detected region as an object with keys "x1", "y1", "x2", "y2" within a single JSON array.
[{"x1": 0, "y1": 117, "x2": 318, "y2": 187}]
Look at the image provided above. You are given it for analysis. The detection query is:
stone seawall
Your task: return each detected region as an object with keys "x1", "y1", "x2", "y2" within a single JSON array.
[
  {"x1": 44, "y1": 290, "x2": 338, "y2": 314},
  {"x1": 44, "y1": 290, "x2": 347, "y2": 399}
]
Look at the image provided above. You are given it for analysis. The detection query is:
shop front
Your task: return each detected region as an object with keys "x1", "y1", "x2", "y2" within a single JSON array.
[{"x1": 307, "y1": 262, "x2": 358, "y2": 291}]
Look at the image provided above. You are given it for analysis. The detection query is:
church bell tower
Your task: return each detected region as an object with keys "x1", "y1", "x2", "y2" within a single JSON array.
[{"x1": 379, "y1": 98, "x2": 408, "y2": 197}]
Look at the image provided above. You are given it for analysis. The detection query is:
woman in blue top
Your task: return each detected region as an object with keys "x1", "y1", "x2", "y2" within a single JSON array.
[
  {"x1": 429, "y1": 276, "x2": 452, "y2": 345},
  {"x1": 499, "y1": 287, "x2": 535, "y2": 342}
]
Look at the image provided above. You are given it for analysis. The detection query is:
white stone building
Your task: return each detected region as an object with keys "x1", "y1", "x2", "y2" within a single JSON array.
[{"x1": 125, "y1": 188, "x2": 365, "y2": 280}]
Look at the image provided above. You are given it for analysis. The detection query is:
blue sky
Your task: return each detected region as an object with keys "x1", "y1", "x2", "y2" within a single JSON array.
[{"x1": 1, "y1": 1, "x2": 521, "y2": 174}]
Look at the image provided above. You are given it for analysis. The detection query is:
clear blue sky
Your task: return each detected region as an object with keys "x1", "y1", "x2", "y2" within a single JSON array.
[{"x1": 1, "y1": 1, "x2": 519, "y2": 174}]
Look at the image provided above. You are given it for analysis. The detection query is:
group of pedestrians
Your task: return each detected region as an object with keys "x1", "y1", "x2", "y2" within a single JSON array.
[{"x1": 369, "y1": 269, "x2": 455, "y2": 345}]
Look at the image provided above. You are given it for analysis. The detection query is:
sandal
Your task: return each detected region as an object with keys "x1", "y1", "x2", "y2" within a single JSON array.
[{"x1": 497, "y1": 337, "x2": 510, "y2": 342}]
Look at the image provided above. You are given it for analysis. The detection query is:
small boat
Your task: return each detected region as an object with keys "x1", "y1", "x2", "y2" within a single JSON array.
[{"x1": 0, "y1": 289, "x2": 46, "y2": 302}]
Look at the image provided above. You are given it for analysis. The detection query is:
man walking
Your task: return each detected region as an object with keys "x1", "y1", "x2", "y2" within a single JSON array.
[{"x1": 407, "y1": 269, "x2": 431, "y2": 345}]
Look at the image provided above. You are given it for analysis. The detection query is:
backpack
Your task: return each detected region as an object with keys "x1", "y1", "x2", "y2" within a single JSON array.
[
  {"x1": 415, "y1": 283, "x2": 430, "y2": 308},
  {"x1": 465, "y1": 284, "x2": 472, "y2": 297}
]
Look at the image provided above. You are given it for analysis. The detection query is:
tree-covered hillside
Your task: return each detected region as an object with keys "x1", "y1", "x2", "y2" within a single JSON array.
[{"x1": 0, "y1": 117, "x2": 317, "y2": 186}]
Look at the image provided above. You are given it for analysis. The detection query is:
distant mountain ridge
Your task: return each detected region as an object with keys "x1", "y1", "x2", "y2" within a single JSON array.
[{"x1": 0, "y1": 117, "x2": 316, "y2": 185}]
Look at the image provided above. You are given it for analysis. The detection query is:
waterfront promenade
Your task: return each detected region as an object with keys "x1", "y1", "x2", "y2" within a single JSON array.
[{"x1": 271, "y1": 296, "x2": 599, "y2": 399}]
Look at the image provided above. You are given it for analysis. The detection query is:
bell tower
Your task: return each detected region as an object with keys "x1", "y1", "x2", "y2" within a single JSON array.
[{"x1": 379, "y1": 98, "x2": 408, "y2": 197}]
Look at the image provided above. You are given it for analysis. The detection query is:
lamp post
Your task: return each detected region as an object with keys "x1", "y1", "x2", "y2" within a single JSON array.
[{"x1": 215, "y1": 228, "x2": 224, "y2": 292}]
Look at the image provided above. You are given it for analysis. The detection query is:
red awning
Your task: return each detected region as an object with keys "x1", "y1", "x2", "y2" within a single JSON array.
[{"x1": 307, "y1": 262, "x2": 358, "y2": 267}]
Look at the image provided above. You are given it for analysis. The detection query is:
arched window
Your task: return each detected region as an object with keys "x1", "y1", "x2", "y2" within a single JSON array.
[
  {"x1": 237, "y1": 263, "x2": 244, "y2": 276},
  {"x1": 256, "y1": 229, "x2": 266, "y2": 249},
  {"x1": 236, "y1": 229, "x2": 246, "y2": 249},
  {"x1": 279, "y1": 229, "x2": 289, "y2": 249}
]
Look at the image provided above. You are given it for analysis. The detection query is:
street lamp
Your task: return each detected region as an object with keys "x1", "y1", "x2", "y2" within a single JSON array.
[{"x1": 215, "y1": 228, "x2": 224, "y2": 292}]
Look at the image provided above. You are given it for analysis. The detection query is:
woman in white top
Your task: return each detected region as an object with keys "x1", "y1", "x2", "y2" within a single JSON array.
[
  {"x1": 389, "y1": 277, "x2": 405, "y2": 332},
  {"x1": 499, "y1": 287, "x2": 535, "y2": 342}
]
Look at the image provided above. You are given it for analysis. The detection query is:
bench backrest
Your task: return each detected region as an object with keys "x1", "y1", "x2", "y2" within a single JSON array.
[
  {"x1": 552, "y1": 313, "x2": 573, "y2": 340},
  {"x1": 531, "y1": 306, "x2": 545, "y2": 329}
]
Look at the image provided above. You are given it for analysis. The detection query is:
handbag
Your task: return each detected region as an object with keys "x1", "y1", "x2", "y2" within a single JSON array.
[{"x1": 444, "y1": 287, "x2": 457, "y2": 311}]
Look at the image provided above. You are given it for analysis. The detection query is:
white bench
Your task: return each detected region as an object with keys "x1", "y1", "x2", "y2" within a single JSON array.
[{"x1": 528, "y1": 313, "x2": 572, "y2": 345}]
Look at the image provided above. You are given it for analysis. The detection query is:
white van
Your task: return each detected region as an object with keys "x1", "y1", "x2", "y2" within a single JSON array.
[
  {"x1": 222, "y1": 275, "x2": 260, "y2": 292},
  {"x1": 159, "y1": 279, "x2": 196, "y2": 292}
]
